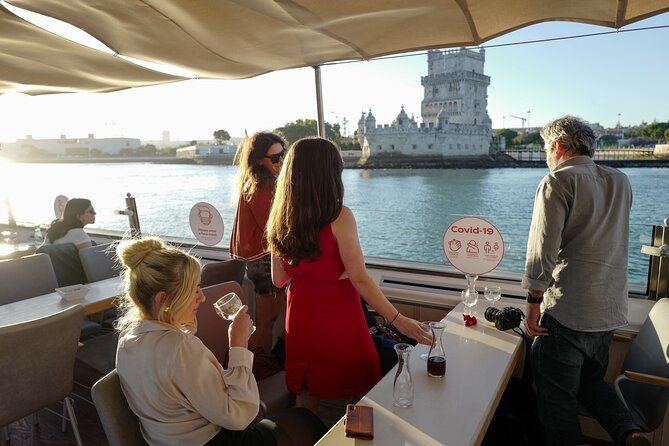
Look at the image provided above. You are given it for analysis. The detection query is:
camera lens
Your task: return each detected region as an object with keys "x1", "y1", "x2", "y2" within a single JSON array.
[{"x1": 484, "y1": 306, "x2": 501, "y2": 323}]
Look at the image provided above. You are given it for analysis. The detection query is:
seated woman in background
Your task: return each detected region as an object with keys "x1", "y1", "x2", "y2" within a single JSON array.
[
  {"x1": 114, "y1": 236, "x2": 325, "y2": 446},
  {"x1": 46, "y1": 198, "x2": 95, "y2": 249}
]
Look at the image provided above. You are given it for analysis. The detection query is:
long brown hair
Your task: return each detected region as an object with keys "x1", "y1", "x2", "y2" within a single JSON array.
[
  {"x1": 267, "y1": 137, "x2": 344, "y2": 263},
  {"x1": 46, "y1": 198, "x2": 91, "y2": 243},
  {"x1": 233, "y1": 131, "x2": 286, "y2": 199}
]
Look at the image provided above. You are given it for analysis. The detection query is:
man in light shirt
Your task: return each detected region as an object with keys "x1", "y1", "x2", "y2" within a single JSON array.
[{"x1": 523, "y1": 116, "x2": 649, "y2": 446}]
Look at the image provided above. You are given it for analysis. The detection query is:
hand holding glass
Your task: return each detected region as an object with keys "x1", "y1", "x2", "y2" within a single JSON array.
[
  {"x1": 419, "y1": 322, "x2": 433, "y2": 360},
  {"x1": 213, "y1": 292, "x2": 256, "y2": 334},
  {"x1": 484, "y1": 286, "x2": 502, "y2": 306}
]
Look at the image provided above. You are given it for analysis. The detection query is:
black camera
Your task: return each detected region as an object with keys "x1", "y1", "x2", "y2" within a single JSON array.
[{"x1": 484, "y1": 306, "x2": 525, "y2": 331}]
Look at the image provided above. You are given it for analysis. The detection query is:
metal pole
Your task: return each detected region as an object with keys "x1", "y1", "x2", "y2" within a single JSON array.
[
  {"x1": 125, "y1": 193, "x2": 141, "y2": 238},
  {"x1": 314, "y1": 65, "x2": 325, "y2": 138}
]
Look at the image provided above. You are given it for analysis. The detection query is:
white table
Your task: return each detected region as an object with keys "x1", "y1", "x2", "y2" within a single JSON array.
[
  {"x1": 0, "y1": 276, "x2": 124, "y2": 325},
  {"x1": 316, "y1": 301, "x2": 525, "y2": 446}
]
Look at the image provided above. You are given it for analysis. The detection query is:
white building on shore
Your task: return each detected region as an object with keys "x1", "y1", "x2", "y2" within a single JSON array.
[
  {"x1": 0, "y1": 134, "x2": 141, "y2": 158},
  {"x1": 357, "y1": 48, "x2": 493, "y2": 159}
]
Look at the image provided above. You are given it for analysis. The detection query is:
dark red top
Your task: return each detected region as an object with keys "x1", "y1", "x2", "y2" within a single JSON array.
[
  {"x1": 282, "y1": 224, "x2": 382, "y2": 399},
  {"x1": 229, "y1": 185, "x2": 273, "y2": 261}
]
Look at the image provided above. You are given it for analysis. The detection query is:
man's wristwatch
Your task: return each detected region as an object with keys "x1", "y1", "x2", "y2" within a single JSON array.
[{"x1": 526, "y1": 292, "x2": 543, "y2": 304}]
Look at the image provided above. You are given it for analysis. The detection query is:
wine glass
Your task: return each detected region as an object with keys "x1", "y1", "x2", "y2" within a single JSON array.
[
  {"x1": 461, "y1": 289, "x2": 478, "y2": 316},
  {"x1": 484, "y1": 286, "x2": 502, "y2": 307},
  {"x1": 213, "y1": 292, "x2": 256, "y2": 334}
]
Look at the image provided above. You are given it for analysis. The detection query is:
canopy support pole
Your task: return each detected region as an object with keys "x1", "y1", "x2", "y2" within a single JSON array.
[{"x1": 314, "y1": 65, "x2": 325, "y2": 137}]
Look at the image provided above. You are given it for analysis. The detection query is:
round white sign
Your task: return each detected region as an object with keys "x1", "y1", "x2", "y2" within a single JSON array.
[
  {"x1": 443, "y1": 216, "x2": 504, "y2": 276},
  {"x1": 189, "y1": 202, "x2": 224, "y2": 246},
  {"x1": 54, "y1": 195, "x2": 69, "y2": 219}
]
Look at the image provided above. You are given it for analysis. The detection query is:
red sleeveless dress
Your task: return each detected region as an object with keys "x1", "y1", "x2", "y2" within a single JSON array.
[{"x1": 282, "y1": 224, "x2": 382, "y2": 399}]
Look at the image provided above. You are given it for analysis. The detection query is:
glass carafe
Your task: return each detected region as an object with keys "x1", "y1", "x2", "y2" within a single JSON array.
[
  {"x1": 393, "y1": 343, "x2": 414, "y2": 408},
  {"x1": 427, "y1": 321, "x2": 446, "y2": 377},
  {"x1": 462, "y1": 274, "x2": 479, "y2": 316}
]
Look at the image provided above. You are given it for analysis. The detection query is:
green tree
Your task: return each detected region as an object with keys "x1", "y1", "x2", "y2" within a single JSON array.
[
  {"x1": 598, "y1": 135, "x2": 619, "y2": 147},
  {"x1": 642, "y1": 121, "x2": 669, "y2": 142},
  {"x1": 213, "y1": 129, "x2": 231, "y2": 144},
  {"x1": 136, "y1": 144, "x2": 158, "y2": 156},
  {"x1": 274, "y1": 119, "x2": 361, "y2": 151},
  {"x1": 495, "y1": 129, "x2": 518, "y2": 146},
  {"x1": 665, "y1": 128, "x2": 669, "y2": 143}
]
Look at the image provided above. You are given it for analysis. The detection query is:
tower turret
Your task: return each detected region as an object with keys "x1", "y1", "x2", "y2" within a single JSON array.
[
  {"x1": 357, "y1": 111, "x2": 366, "y2": 146},
  {"x1": 365, "y1": 109, "x2": 376, "y2": 132}
]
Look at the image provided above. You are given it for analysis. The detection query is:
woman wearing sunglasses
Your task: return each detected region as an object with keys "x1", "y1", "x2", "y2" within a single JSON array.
[
  {"x1": 230, "y1": 131, "x2": 287, "y2": 379},
  {"x1": 46, "y1": 197, "x2": 96, "y2": 249}
]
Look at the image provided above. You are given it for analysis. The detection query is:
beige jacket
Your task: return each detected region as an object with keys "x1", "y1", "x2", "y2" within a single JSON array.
[{"x1": 116, "y1": 320, "x2": 259, "y2": 446}]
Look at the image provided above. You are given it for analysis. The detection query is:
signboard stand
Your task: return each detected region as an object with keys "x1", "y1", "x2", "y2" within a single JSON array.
[{"x1": 443, "y1": 216, "x2": 505, "y2": 314}]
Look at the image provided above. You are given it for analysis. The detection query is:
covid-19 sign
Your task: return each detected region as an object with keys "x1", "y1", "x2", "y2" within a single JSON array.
[{"x1": 443, "y1": 216, "x2": 504, "y2": 275}]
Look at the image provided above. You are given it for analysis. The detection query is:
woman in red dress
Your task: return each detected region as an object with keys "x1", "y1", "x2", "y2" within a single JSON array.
[{"x1": 266, "y1": 137, "x2": 432, "y2": 413}]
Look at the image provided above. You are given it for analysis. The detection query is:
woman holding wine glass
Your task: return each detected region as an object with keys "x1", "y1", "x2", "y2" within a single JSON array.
[{"x1": 114, "y1": 236, "x2": 325, "y2": 446}]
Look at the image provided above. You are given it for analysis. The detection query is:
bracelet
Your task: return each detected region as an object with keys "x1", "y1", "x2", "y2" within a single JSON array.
[
  {"x1": 526, "y1": 292, "x2": 543, "y2": 304},
  {"x1": 389, "y1": 310, "x2": 400, "y2": 324}
]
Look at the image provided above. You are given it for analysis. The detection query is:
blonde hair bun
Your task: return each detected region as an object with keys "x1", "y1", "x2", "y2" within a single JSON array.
[{"x1": 117, "y1": 237, "x2": 164, "y2": 270}]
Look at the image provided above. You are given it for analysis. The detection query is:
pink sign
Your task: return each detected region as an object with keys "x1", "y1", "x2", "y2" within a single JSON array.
[
  {"x1": 189, "y1": 202, "x2": 224, "y2": 246},
  {"x1": 443, "y1": 216, "x2": 504, "y2": 275}
]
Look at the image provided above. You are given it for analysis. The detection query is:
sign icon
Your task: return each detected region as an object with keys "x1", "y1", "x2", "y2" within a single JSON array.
[
  {"x1": 189, "y1": 202, "x2": 224, "y2": 246},
  {"x1": 443, "y1": 216, "x2": 504, "y2": 275},
  {"x1": 54, "y1": 195, "x2": 69, "y2": 219}
]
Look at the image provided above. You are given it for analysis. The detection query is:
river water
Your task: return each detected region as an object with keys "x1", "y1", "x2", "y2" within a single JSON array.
[{"x1": 1, "y1": 161, "x2": 667, "y2": 286}]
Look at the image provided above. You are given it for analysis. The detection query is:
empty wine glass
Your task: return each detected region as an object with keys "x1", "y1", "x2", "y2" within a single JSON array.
[
  {"x1": 461, "y1": 289, "x2": 479, "y2": 316},
  {"x1": 213, "y1": 292, "x2": 256, "y2": 334},
  {"x1": 484, "y1": 286, "x2": 502, "y2": 307}
]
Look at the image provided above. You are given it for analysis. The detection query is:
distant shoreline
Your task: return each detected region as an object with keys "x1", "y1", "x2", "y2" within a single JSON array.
[{"x1": 5, "y1": 154, "x2": 669, "y2": 169}]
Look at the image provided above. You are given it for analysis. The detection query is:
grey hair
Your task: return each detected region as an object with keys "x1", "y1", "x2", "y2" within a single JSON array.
[{"x1": 540, "y1": 115, "x2": 596, "y2": 157}]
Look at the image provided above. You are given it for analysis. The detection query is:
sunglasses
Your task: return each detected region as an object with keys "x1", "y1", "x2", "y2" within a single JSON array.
[{"x1": 264, "y1": 148, "x2": 286, "y2": 164}]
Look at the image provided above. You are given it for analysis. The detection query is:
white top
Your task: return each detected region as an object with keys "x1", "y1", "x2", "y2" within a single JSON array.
[
  {"x1": 116, "y1": 320, "x2": 260, "y2": 446},
  {"x1": 53, "y1": 228, "x2": 91, "y2": 248}
]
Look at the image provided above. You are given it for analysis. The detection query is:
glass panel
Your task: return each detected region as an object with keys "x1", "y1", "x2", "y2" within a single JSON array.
[{"x1": 1, "y1": 161, "x2": 665, "y2": 290}]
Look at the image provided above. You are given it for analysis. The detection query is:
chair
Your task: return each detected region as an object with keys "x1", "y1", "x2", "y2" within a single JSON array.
[
  {"x1": 79, "y1": 242, "x2": 120, "y2": 283},
  {"x1": 198, "y1": 281, "x2": 294, "y2": 414},
  {"x1": 613, "y1": 297, "x2": 669, "y2": 434},
  {"x1": 91, "y1": 369, "x2": 147, "y2": 446},
  {"x1": 197, "y1": 281, "x2": 247, "y2": 365},
  {"x1": 201, "y1": 258, "x2": 246, "y2": 288},
  {"x1": 79, "y1": 242, "x2": 120, "y2": 328},
  {"x1": 36, "y1": 243, "x2": 88, "y2": 287},
  {"x1": 0, "y1": 306, "x2": 85, "y2": 446},
  {"x1": 0, "y1": 253, "x2": 58, "y2": 305}
]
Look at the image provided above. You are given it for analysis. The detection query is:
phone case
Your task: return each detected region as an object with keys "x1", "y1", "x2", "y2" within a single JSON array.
[{"x1": 345, "y1": 404, "x2": 374, "y2": 439}]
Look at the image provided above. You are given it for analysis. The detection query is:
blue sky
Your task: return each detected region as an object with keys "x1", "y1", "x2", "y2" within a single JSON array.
[{"x1": 0, "y1": 12, "x2": 668, "y2": 142}]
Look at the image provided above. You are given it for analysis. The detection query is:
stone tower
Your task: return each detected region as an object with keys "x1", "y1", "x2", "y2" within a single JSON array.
[{"x1": 420, "y1": 48, "x2": 491, "y2": 127}]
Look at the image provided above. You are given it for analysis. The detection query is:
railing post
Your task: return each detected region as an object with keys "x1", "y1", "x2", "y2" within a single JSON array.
[
  {"x1": 114, "y1": 193, "x2": 141, "y2": 238},
  {"x1": 641, "y1": 218, "x2": 669, "y2": 300}
]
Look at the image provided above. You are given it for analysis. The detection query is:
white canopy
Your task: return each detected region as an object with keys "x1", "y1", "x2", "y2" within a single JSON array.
[
  {"x1": 2, "y1": 0, "x2": 669, "y2": 95},
  {"x1": 0, "y1": 4, "x2": 186, "y2": 95}
]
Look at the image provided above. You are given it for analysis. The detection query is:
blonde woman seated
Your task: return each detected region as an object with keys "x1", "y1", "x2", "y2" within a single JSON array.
[{"x1": 115, "y1": 237, "x2": 325, "y2": 446}]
